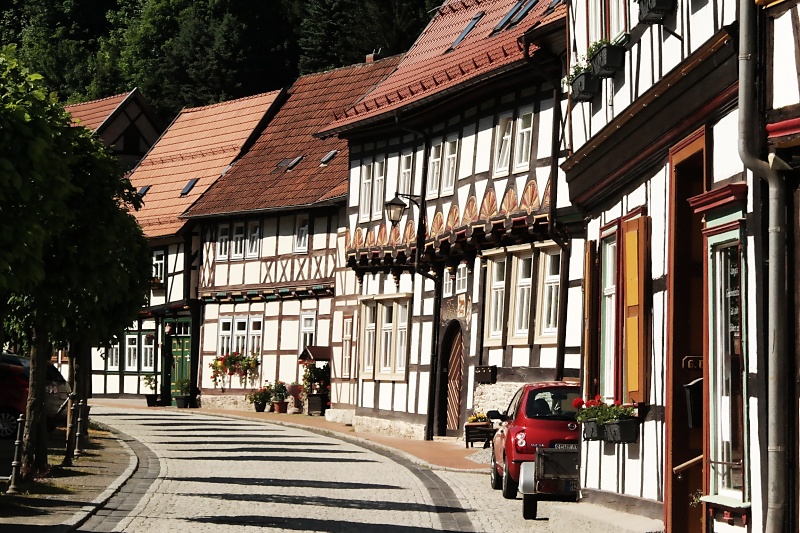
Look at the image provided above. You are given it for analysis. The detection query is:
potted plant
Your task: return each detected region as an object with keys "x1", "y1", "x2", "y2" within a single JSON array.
[
  {"x1": 573, "y1": 396, "x2": 606, "y2": 441},
  {"x1": 142, "y1": 374, "x2": 159, "y2": 407},
  {"x1": 574, "y1": 396, "x2": 640, "y2": 443},
  {"x1": 246, "y1": 382, "x2": 272, "y2": 412},
  {"x1": 567, "y1": 60, "x2": 599, "y2": 102},
  {"x1": 174, "y1": 378, "x2": 192, "y2": 408},
  {"x1": 271, "y1": 381, "x2": 289, "y2": 413},
  {"x1": 588, "y1": 39, "x2": 625, "y2": 78}
]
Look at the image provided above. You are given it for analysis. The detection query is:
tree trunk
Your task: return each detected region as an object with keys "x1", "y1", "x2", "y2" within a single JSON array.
[
  {"x1": 21, "y1": 324, "x2": 51, "y2": 479},
  {"x1": 73, "y1": 340, "x2": 92, "y2": 449},
  {"x1": 63, "y1": 352, "x2": 77, "y2": 465}
]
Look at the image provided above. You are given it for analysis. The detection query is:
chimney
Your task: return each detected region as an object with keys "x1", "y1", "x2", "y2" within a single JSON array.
[{"x1": 366, "y1": 49, "x2": 382, "y2": 63}]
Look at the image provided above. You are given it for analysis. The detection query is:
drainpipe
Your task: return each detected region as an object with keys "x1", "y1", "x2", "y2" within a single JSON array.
[
  {"x1": 738, "y1": 2, "x2": 787, "y2": 531},
  {"x1": 393, "y1": 114, "x2": 443, "y2": 441}
]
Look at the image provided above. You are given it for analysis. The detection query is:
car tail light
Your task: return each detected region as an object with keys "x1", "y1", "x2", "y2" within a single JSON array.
[{"x1": 514, "y1": 430, "x2": 527, "y2": 453}]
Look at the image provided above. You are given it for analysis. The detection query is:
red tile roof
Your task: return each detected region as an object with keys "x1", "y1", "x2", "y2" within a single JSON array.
[
  {"x1": 319, "y1": 0, "x2": 565, "y2": 135},
  {"x1": 185, "y1": 56, "x2": 402, "y2": 218},
  {"x1": 65, "y1": 92, "x2": 130, "y2": 131},
  {"x1": 129, "y1": 92, "x2": 282, "y2": 238}
]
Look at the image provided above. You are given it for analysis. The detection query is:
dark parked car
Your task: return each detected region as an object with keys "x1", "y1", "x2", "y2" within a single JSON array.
[
  {"x1": 0, "y1": 352, "x2": 71, "y2": 438},
  {"x1": 488, "y1": 381, "x2": 581, "y2": 502}
]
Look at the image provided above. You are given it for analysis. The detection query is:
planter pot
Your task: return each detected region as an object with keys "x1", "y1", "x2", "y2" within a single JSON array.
[
  {"x1": 570, "y1": 71, "x2": 600, "y2": 102},
  {"x1": 464, "y1": 422, "x2": 496, "y2": 449},
  {"x1": 253, "y1": 401, "x2": 267, "y2": 413},
  {"x1": 175, "y1": 396, "x2": 190, "y2": 408},
  {"x1": 306, "y1": 393, "x2": 328, "y2": 416},
  {"x1": 582, "y1": 419, "x2": 605, "y2": 441},
  {"x1": 272, "y1": 400, "x2": 288, "y2": 414},
  {"x1": 145, "y1": 394, "x2": 159, "y2": 407},
  {"x1": 603, "y1": 418, "x2": 640, "y2": 443},
  {"x1": 590, "y1": 44, "x2": 626, "y2": 78},
  {"x1": 638, "y1": 0, "x2": 676, "y2": 24}
]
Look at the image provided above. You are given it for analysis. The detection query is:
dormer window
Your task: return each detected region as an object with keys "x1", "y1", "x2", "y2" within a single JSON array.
[
  {"x1": 447, "y1": 12, "x2": 484, "y2": 52},
  {"x1": 138, "y1": 185, "x2": 151, "y2": 197},
  {"x1": 320, "y1": 150, "x2": 339, "y2": 165}
]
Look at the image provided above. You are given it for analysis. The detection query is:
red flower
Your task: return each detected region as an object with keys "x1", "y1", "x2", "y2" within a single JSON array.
[
  {"x1": 614, "y1": 400, "x2": 622, "y2": 406},
  {"x1": 572, "y1": 397, "x2": 585, "y2": 409},
  {"x1": 595, "y1": 394, "x2": 602, "y2": 401}
]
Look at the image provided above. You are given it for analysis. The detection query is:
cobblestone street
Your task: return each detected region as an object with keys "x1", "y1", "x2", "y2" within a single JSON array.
[{"x1": 81, "y1": 406, "x2": 570, "y2": 532}]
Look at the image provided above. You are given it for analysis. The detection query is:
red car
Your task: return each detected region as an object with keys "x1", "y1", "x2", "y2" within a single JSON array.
[
  {"x1": 488, "y1": 381, "x2": 581, "y2": 499},
  {"x1": 0, "y1": 363, "x2": 29, "y2": 439}
]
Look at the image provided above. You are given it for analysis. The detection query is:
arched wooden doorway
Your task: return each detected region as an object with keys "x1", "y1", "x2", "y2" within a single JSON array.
[{"x1": 440, "y1": 321, "x2": 464, "y2": 436}]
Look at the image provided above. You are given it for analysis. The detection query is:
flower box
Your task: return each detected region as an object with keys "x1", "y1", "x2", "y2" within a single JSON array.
[
  {"x1": 583, "y1": 419, "x2": 604, "y2": 441},
  {"x1": 603, "y1": 418, "x2": 640, "y2": 443},
  {"x1": 570, "y1": 71, "x2": 600, "y2": 102},
  {"x1": 306, "y1": 393, "x2": 327, "y2": 416},
  {"x1": 464, "y1": 422, "x2": 496, "y2": 449},
  {"x1": 590, "y1": 44, "x2": 626, "y2": 78},
  {"x1": 638, "y1": 0, "x2": 676, "y2": 24}
]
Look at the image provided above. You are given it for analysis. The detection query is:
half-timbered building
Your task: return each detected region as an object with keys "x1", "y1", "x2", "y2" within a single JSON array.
[
  {"x1": 318, "y1": 0, "x2": 583, "y2": 441},
  {"x1": 562, "y1": 0, "x2": 775, "y2": 531},
  {"x1": 183, "y1": 56, "x2": 401, "y2": 409},
  {"x1": 90, "y1": 92, "x2": 282, "y2": 406}
]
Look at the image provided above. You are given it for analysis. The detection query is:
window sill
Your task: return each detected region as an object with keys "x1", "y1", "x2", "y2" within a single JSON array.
[
  {"x1": 484, "y1": 336, "x2": 503, "y2": 348},
  {"x1": 700, "y1": 494, "x2": 750, "y2": 511},
  {"x1": 374, "y1": 373, "x2": 406, "y2": 382},
  {"x1": 533, "y1": 334, "x2": 557, "y2": 346},
  {"x1": 492, "y1": 169, "x2": 510, "y2": 179},
  {"x1": 512, "y1": 164, "x2": 530, "y2": 175},
  {"x1": 507, "y1": 335, "x2": 530, "y2": 346}
]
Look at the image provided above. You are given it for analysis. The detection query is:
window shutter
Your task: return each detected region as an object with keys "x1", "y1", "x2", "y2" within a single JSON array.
[
  {"x1": 583, "y1": 240, "x2": 599, "y2": 396},
  {"x1": 622, "y1": 216, "x2": 651, "y2": 404}
]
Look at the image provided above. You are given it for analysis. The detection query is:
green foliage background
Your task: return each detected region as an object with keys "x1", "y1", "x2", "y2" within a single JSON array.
[{"x1": 0, "y1": 0, "x2": 439, "y2": 121}]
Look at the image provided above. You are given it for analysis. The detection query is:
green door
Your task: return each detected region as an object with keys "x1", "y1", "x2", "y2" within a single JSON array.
[{"x1": 170, "y1": 336, "x2": 191, "y2": 403}]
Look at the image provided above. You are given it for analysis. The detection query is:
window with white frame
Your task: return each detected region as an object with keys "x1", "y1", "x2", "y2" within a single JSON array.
[
  {"x1": 234, "y1": 319, "x2": 247, "y2": 353},
  {"x1": 513, "y1": 109, "x2": 533, "y2": 172},
  {"x1": 360, "y1": 161, "x2": 373, "y2": 221},
  {"x1": 443, "y1": 270, "x2": 454, "y2": 297},
  {"x1": 514, "y1": 255, "x2": 533, "y2": 337},
  {"x1": 396, "y1": 302, "x2": 408, "y2": 371},
  {"x1": 294, "y1": 215, "x2": 309, "y2": 253},
  {"x1": 219, "y1": 319, "x2": 232, "y2": 356},
  {"x1": 217, "y1": 224, "x2": 230, "y2": 259},
  {"x1": 125, "y1": 335, "x2": 138, "y2": 370},
  {"x1": 489, "y1": 258, "x2": 506, "y2": 338},
  {"x1": 300, "y1": 314, "x2": 316, "y2": 351},
  {"x1": 455, "y1": 263, "x2": 469, "y2": 294},
  {"x1": 536, "y1": 249, "x2": 560, "y2": 340},
  {"x1": 380, "y1": 305, "x2": 394, "y2": 371},
  {"x1": 494, "y1": 114, "x2": 513, "y2": 176},
  {"x1": 398, "y1": 152, "x2": 413, "y2": 196},
  {"x1": 232, "y1": 223, "x2": 246, "y2": 259},
  {"x1": 599, "y1": 235, "x2": 617, "y2": 401},
  {"x1": 361, "y1": 298, "x2": 410, "y2": 379},
  {"x1": 441, "y1": 138, "x2": 458, "y2": 194},
  {"x1": 152, "y1": 250, "x2": 164, "y2": 281},
  {"x1": 342, "y1": 318, "x2": 353, "y2": 378},
  {"x1": 249, "y1": 318, "x2": 262, "y2": 355},
  {"x1": 142, "y1": 334, "x2": 155, "y2": 370},
  {"x1": 588, "y1": 0, "x2": 628, "y2": 43},
  {"x1": 427, "y1": 143, "x2": 442, "y2": 197},
  {"x1": 371, "y1": 158, "x2": 385, "y2": 220},
  {"x1": 107, "y1": 342, "x2": 120, "y2": 370},
  {"x1": 247, "y1": 222, "x2": 261, "y2": 258},
  {"x1": 363, "y1": 304, "x2": 376, "y2": 371}
]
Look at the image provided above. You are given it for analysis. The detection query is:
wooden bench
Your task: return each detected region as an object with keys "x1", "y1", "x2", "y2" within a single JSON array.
[{"x1": 464, "y1": 423, "x2": 497, "y2": 448}]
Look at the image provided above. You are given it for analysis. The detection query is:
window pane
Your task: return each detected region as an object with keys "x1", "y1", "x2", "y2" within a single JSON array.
[
  {"x1": 428, "y1": 144, "x2": 442, "y2": 196},
  {"x1": 372, "y1": 159, "x2": 385, "y2": 218},
  {"x1": 442, "y1": 139, "x2": 457, "y2": 192},
  {"x1": 247, "y1": 223, "x2": 260, "y2": 257},
  {"x1": 360, "y1": 163, "x2": 373, "y2": 220},
  {"x1": 600, "y1": 238, "x2": 617, "y2": 400},
  {"x1": 217, "y1": 225, "x2": 230, "y2": 258},
  {"x1": 232, "y1": 224, "x2": 245, "y2": 257},
  {"x1": 495, "y1": 119, "x2": 512, "y2": 173},
  {"x1": 514, "y1": 112, "x2": 532, "y2": 169},
  {"x1": 399, "y1": 153, "x2": 413, "y2": 196}
]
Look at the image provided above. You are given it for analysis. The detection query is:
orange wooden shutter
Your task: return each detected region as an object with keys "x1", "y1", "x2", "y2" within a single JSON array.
[{"x1": 622, "y1": 216, "x2": 650, "y2": 404}]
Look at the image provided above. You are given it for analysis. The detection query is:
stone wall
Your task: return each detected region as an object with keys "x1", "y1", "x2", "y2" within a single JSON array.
[
  {"x1": 352, "y1": 415, "x2": 426, "y2": 440},
  {"x1": 200, "y1": 393, "x2": 251, "y2": 411},
  {"x1": 472, "y1": 382, "x2": 525, "y2": 415},
  {"x1": 325, "y1": 408, "x2": 355, "y2": 425}
]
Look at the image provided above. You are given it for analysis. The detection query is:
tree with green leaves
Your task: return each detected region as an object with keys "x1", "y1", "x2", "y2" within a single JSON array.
[{"x1": 1, "y1": 46, "x2": 150, "y2": 477}]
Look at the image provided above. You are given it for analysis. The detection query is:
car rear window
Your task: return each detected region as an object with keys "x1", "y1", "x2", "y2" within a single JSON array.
[{"x1": 526, "y1": 387, "x2": 581, "y2": 419}]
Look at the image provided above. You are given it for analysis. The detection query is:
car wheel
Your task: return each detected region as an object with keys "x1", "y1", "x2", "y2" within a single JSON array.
[
  {"x1": 523, "y1": 494, "x2": 538, "y2": 520},
  {"x1": 501, "y1": 456, "x2": 518, "y2": 499},
  {"x1": 490, "y1": 448, "x2": 502, "y2": 490},
  {"x1": 0, "y1": 409, "x2": 20, "y2": 439}
]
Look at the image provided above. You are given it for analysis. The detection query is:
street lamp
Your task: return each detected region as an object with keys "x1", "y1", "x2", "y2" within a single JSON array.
[{"x1": 385, "y1": 192, "x2": 420, "y2": 228}]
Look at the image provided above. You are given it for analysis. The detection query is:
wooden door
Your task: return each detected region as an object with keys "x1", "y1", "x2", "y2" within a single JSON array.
[
  {"x1": 446, "y1": 328, "x2": 463, "y2": 432},
  {"x1": 170, "y1": 336, "x2": 191, "y2": 402}
]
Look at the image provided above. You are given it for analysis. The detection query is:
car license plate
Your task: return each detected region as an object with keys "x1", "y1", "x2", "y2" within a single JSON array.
[
  {"x1": 568, "y1": 480, "x2": 578, "y2": 491},
  {"x1": 554, "y1": 443, "x2": 578, "y2": 450}
]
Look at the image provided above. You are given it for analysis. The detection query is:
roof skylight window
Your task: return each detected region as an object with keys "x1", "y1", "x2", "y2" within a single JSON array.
[
  {"x1": 446, "y1": 11, "x2": 484, "y2": 52},
  {"x1": 180, "y1": 178, "x2": 199, "y2": 197},
  {"x1": 320, "y1": 150, "x2": 339, "y2": 165},
  {"x1": 286, "y1": 156, "x2": 304, "y2": 170},
  {"x1": 492, "y1": 0, "x2": 525, "y2": 33},
  {"x1": 138, "y1": 185, "x2": 151, "y2": 197},
  {"x1": 509, "y1": 0, "x2": 540, "y2": 27}
]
